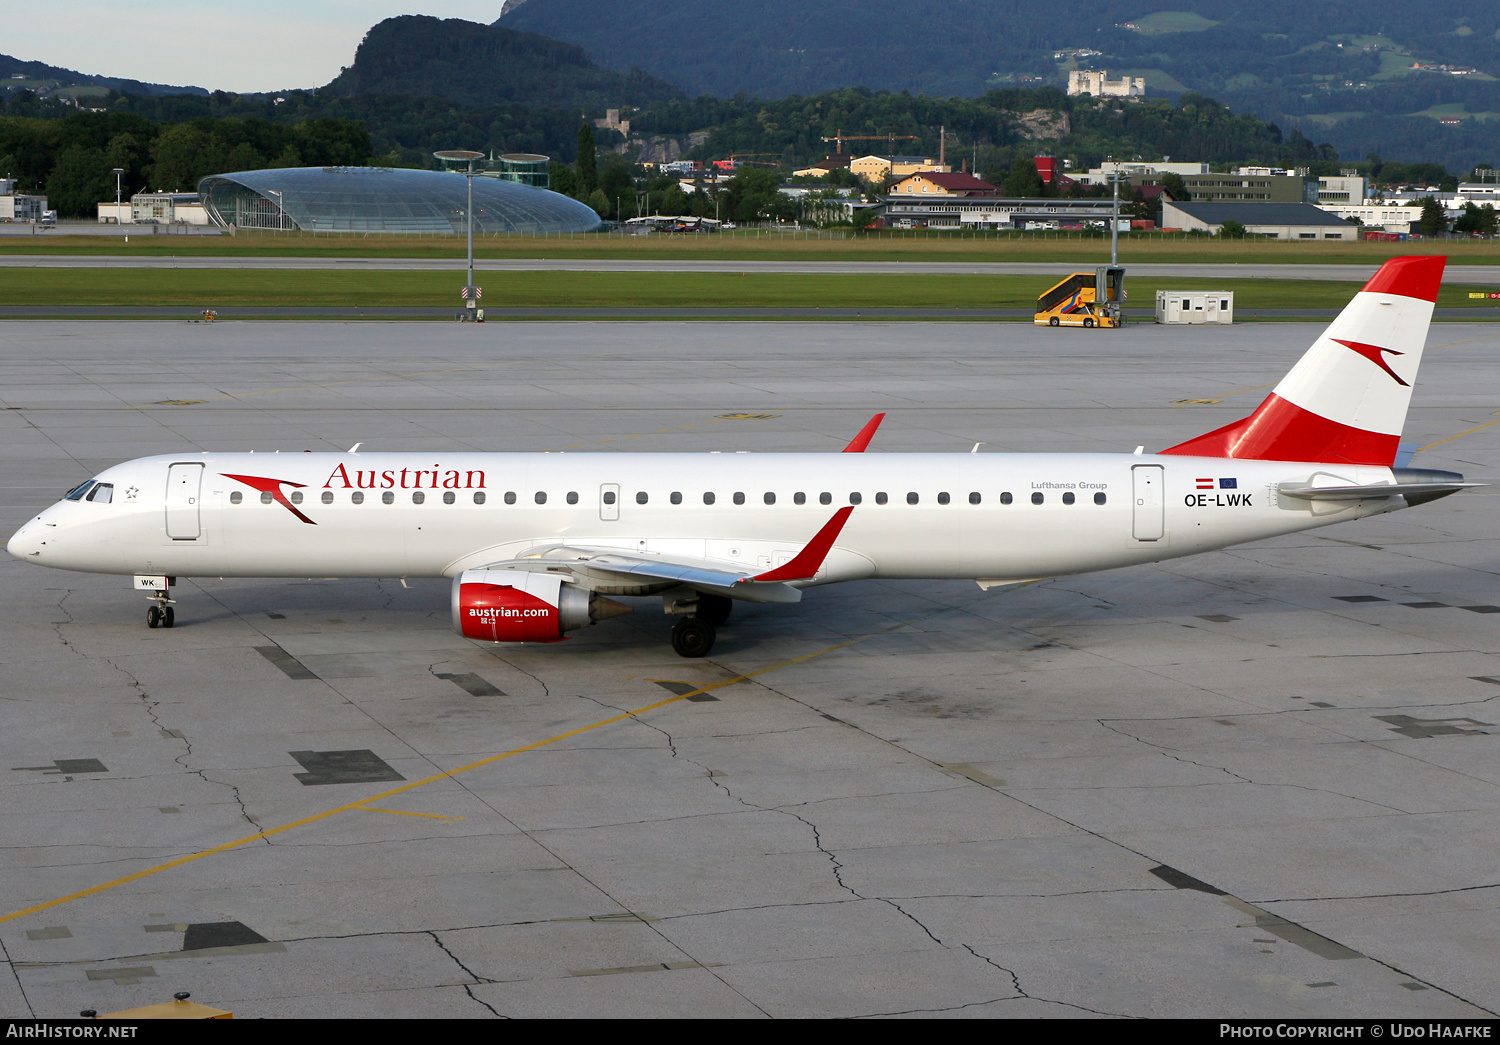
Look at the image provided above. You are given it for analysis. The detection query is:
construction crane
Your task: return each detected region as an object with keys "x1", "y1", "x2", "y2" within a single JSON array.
[{"x1": 819, "y1": 130, "x2": 921, "y2": 155}]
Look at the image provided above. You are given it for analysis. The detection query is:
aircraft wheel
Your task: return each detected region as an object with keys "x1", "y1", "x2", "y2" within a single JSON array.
[
  {"x1": 671, "y1": 617, "x2": 716, "y2": 658},
  {"x1": 1084, "y1": 317, "x2": 1094, "y2": 328},
  {"x1": 147, "y1": 606, "x2": 162, "y2": 629},
  {"x1": 695, "y1": 593, "x2": 732, "y2": 627},
  {"x1": 1048, "y1": 316, "x2": 1059, "y2": 327},
  {"x1": 163, "y1": 607, "x2": 175, "y2": 628}
]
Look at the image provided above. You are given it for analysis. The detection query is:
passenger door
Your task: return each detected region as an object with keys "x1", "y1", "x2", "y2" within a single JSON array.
[
  {"x1": 165, "y1": 463, "x2": 204, "y2": 540},
  {"x1": 1132, "y1": 464, "x2": 1164, "y2": 541}
]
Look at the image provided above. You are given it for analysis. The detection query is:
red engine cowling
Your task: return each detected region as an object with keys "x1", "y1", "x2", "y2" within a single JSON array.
[{"x1": 451, "y1": 569, "x2": 591, "y2": 643}]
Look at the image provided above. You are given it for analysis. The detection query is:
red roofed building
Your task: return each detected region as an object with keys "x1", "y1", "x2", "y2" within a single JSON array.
[{"x1": 891, "y1": 171, "x2": 998, "y2": 197}]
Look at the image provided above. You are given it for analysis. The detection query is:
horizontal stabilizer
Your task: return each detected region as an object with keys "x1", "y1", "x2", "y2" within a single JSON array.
[{"x1": 1278, "y1": 481, "x2": 1482, "y2": 500}]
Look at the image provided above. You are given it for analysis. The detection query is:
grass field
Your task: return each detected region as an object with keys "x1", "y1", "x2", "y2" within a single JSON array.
[
  {"x1": 3, "y1": 268, "x2": 1496, "y2": 310},
  {"x1": 5, "y1": 230, "x2": 1500, "y2": 266}
]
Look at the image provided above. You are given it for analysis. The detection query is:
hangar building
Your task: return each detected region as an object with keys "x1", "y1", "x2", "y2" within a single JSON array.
[{"x1": 198, "y1": 166, "x2": 600, "y2": 234}]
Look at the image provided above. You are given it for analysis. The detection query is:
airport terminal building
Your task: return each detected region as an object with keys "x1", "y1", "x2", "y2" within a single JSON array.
[{"x1": 198, "y1": 166, "x2": 600, "y2": 234}]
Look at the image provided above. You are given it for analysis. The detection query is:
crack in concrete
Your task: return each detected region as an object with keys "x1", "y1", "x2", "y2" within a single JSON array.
[
  {"x1": 105, "y1": 654, "x2": 267, "y2": 841},
  {"x1": 0, "y1": 934, "x2": 35, "y2": 1019},
  {"x1": 426, "y1": 929, "x2": 506, "y2": 1019},
  {"x1": 1256, "y1": 880, "x2": 1500, "y2": 905}
]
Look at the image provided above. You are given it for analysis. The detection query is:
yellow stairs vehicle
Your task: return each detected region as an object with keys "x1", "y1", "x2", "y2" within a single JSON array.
[{"x1": 1034, "y1": 267, "x2": 1126, "y2": 328}]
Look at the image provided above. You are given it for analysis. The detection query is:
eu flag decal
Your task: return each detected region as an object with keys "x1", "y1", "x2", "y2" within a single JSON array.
[{"x1": 1218, "y1": 478, "x2": 1238, "y2": 489}]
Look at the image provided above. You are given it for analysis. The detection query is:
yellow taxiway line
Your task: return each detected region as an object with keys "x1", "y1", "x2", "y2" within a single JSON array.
[{"x1": 0, "y1": 631, "x2": 885, "y2": 926}]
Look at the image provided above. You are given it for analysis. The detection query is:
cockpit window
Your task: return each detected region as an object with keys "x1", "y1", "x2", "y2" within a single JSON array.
[
  {"x1": 87, "y1": 483, "x2": 114, "y2": 504},
  {"x1": 64, "y1": 481, "x2": 95, "y2": 501}
]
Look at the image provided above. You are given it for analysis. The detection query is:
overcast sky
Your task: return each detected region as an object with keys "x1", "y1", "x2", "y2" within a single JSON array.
[{"x1": 9, "y1": 3, "x2": 505, "y2": 93}]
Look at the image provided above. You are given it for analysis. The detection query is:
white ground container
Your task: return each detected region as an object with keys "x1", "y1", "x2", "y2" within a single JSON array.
[{"x1": 1155, "y1": 290, "x2": 1234, "y2": 324}]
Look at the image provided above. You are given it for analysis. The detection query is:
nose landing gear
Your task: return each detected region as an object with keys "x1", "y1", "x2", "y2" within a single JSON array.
[{"x1": 146, "y1": 592, "x2": 175, "y2": 629}]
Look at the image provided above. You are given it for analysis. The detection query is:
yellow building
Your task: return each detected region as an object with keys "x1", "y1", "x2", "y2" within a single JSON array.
[
  {"x1": 890, "y1": 172, "x2": 996, "y2": 197},
  {"x1": 849, "y1": 154, "x2": 948, "y2": 184}
]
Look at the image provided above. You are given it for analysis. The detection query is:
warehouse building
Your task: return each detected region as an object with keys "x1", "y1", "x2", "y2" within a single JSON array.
[
  {"x1": 1162, "y1": 201, "x2": 1357, "y2": 240},
  {"x1": 882, "y1": 195, "x2": 1118, "y2": 230}
]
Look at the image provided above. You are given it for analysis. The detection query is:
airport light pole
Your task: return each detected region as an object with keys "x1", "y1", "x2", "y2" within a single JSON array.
[
  {"x1": 112, "y1": 168, "x2": 124, "y2": 225},
  {"x1": 434, "y1": 150, "x2": 485, "y2": 319},
  {"x1": 1110, "y1": 171, "x2": 1122, "y2": 266}
]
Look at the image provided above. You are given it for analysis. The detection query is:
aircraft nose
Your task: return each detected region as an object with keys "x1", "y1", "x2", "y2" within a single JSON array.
[{"x1": 7, "y1": 521, "x2": 42, "y2": 562}]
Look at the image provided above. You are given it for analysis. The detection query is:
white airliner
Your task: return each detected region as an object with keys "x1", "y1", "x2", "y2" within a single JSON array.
[{"x1": 7, "y1": 255, "x2": 1476, "y2": 657}]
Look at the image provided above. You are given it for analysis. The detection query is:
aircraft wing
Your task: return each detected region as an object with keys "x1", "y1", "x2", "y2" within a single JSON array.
[
  {"x1": 481, "y1": 547, "x2": 803, "y2": 603},
  {"x1": 469, "y1": 506, "x2": 857, "y2": 605}
]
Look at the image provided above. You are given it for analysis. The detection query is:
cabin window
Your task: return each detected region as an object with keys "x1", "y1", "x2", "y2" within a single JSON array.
[
  {"x1": 907, "y1": 492, "x2": 919, "y2": 505},
  {"x1": 794, "y1": 492, "x2": 805, "y2": 505},
  {"x1": 290, "y1": 491, "x2": 304, "y2": 505},
  {"x1": 64, "y1": 481, "x2": 94, "y2": 501},
  {"x1": 703, "y1": 492, "x2": 716, "y2": 505},
  {"x1": 602, "y1": 490, "x2": 616, "y2": 505},
  {"x1": 636, "y1": 491, "x2": 648, "y2": 505},
  {"x1": 382, "y1": 492, "x2": 394, "y2": 505},
  {"x1": 412, "y1": 491, "x2": 425, "y2": 504},
  {"x1": 351, "y1": 491, "x2": 364, "y2": 505},
  {"x1": 764, "y1": 492, "x2": 776, "y2": 505},
  {"x1": 473, "y1": 491, "x2": 486, "y2": 504},
  {"x1": 875, "y1": 492, "x2": 888, "y2": 505},
  {"x1": 820, "y1": 492, "x2": 832, "y2": 506},
  {"x1": 230, "y1": 491, "x2": 243, "y2": 504},
  {"x1": 1062, "y1": 492, "x2": 1075, "y2": 505},
  {"x1": 733, "y1": 492, "x2": 745, "y2": 505},
  {"x1": 1000, "y1": 492, "x2": 1013, "y2": 505},
  {"x1": 444, "y1": 491, "x2": 456, "y2": 504},
  {"x1": 504, "y1": 491, "x2": 516, "y2": 505},
  {"x1": 566, "y1": 491, "x2": 578, "y2": 505},
  {"x1": 671, "y1": 491, "x2": 682, "y2": 505},
  {"x1": 849, "y1": 492, "x2": 862, "y2": 505},
  {"x1": 261, "y1": 492, "x2": 274, "y2": 505},
  {"x1": 969, "y1": 492, "x2": 981, "y2": 504},
  {"x1": 1031, "y1": 492, "x2": 1044, "y2": 505},
  {"x1": 937, "y1": 492, "x2": 950, "y2": 505},
  {"x1": 322, "y1": 491, "x2": 334, "y2": 505},
  {"x1": 535, "y1": 492, "x2": 547, "y2": 505},
  {"x1": 1094, "y1": 492, "x2": 1106, "y2": 505}
]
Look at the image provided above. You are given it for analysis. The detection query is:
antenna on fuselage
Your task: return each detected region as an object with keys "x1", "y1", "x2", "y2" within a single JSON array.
[{"x1": 347, "y1": 443, "x2": 362, "y2": 454}]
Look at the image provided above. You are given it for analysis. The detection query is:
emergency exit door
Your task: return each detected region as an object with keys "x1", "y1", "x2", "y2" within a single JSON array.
[
  {"x1": 1132, "y1": 464, "x2": 1164, "y2": 541},
  {"x1": 599, "y1": 483, "x2": 620, "y2": 522},
  {"x1": 165, "y1": 463, "x2": 203, "y2": 540}
]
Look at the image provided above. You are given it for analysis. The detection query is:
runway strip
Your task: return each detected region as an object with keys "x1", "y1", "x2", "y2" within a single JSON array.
[{"x1": 2, "y1": 255, "x2": 1499, "y2": 284}]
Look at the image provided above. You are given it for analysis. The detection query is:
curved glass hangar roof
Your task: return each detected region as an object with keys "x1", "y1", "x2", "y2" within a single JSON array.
[{"x1": 198, "y1": 166, "x2": 600, "y2": 234}]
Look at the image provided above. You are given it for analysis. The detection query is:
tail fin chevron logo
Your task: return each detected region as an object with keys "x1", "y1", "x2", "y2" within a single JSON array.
[
  {"x1": 222, "y1": 473, "x2": 317, "y2": 525},
  {"x1": 1332, "y1": 338, "x2": 1409, "y2": 387}
]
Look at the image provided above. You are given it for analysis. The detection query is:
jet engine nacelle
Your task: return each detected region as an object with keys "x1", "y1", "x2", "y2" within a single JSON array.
[{"x1": 451, "y1": 569, "x2": 627, "y2": 643}]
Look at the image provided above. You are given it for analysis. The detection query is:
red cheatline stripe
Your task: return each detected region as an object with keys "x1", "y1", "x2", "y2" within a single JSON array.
[{"x1": 1161, "y1": 394, "x2": 1399, "y2": 466}]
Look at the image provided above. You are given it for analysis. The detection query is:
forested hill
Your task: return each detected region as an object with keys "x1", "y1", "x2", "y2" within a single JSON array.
[
  {"x1": 0, "y1": 53, "x2": 207, "y2": 98},
  {"x1": 501, "y1": 0, "x2": 1500, "y2": 172},
  {"x1": 320, "y1": 15, "x2": 684, "y2": 111}
]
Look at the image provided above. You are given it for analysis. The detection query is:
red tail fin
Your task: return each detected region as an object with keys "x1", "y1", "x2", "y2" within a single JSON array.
[{"x1": 1161, "y1": 255, "x2": 1444, "y2": 465}]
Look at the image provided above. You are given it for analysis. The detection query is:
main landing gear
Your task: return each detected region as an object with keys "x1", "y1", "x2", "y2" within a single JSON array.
[
  {"x1": 669, "y1": 593, "x2": 733, "y2": 657},
  {"x1": 146, "y1": 592, "x2": 175, "y2": 629}
]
